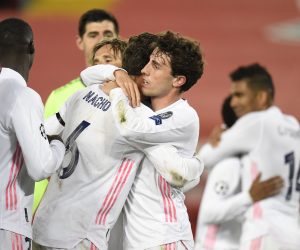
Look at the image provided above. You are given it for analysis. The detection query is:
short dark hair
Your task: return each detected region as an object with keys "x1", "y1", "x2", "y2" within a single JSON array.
[
  {"x1": 230, "y1": 63, "x2": 275, "y2": 104},
  {"x1": 0, "y1": 18, "x2": 34, "y2": 55},
  {"x1": 91, "y1": 38, "x2": 127, "y2": 65},
  {"x1": 78, "y1": 9, "x2": 119, "y2": 37},
  {"x1": 122, "y1": 32, "x2": 159, "y2": 76},
  {"x1": 221, "y1": 95, "x2": 237, "y2": 128},
  {"x1": 155, "y1": 31, "x2": 204, "y2": 92}
]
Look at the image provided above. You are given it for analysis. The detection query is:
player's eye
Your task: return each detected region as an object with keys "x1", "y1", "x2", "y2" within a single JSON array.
[{"x1": 103, "y1": 31, "x2": 114, "y2": 38}]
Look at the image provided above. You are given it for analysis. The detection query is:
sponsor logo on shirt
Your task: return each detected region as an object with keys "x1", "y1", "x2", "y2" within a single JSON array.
[{"x1": 82, "y1": 90, "x2": 111, "y2": 111}]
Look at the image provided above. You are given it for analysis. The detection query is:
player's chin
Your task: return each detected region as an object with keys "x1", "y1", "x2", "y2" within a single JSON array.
[{"x1": 141, "y1": 88, "x2": 153, "y2": 97}]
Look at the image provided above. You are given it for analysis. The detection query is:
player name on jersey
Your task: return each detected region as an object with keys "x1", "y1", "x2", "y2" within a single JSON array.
[
  {"x1": 82, "y1": 90, "x2": 111, "y2": 111},
  {"x1": 278, "y1": 125, "x2": 300, "y2": 138}
]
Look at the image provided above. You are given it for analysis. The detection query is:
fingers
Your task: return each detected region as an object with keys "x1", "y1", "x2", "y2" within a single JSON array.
[
  {"x1": 250, "y1": 175, "x2": 284, "y2": 202},
  {"x1": 253, "y1": 172, "x2": 262, "y2": 183},
  {"x1": 261, "y1": 176, "x2": 284, "y2": 190},
  {"x1": 258, "y1": 176, "x2": 284, "y2": 198},
  {"x1": 114, "y1": 70, "x2": 141, "y2": 107},
  {"x1": 126, "y1": 81, "x2": 141, "y2": 107}
]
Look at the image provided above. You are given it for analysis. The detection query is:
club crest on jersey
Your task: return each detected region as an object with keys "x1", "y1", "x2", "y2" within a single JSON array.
[
  {"x1": 149, "y1": 115, "x2": 162, "y2": 125},
  {"x1": 149, "y1": 111, "x2": 173, "y2": 125},
  {"x1": 214, "y1": 180, "x2": 229, "y2": 196},
  {"x1": 39, "y1": 124, "x2": 47, "y2": 140}
]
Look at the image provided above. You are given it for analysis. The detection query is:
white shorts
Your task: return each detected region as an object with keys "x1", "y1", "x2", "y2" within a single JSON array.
[
  {"x1": 0, "y1": 229, "x2": 32, "y2": 250},
  {"x1": 146, "y1": 240, "x2": 193, "y2": 250},
  {"x1": 32, "y1": 239, "x2": 98, "y2": 250}
]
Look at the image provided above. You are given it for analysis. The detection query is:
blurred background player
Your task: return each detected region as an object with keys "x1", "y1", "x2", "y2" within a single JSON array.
[
  {"x1": 0, "y1": 18, "x2": 65, "y2": 250},
  {"x1": 33, "y1": 9, "x2": 120, "y2": 212},
  {"x1": 194, "y1": 95, "x2": 283, "y2": 250},
  {"x1": 198, "y1": 63, "x2": 300, "y2": 250}
]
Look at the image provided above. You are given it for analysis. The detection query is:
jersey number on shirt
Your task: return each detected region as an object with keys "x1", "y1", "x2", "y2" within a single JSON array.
[
  {"x1": 59, "y1": 120, "x2": 91, "y2": 179},
  {"x1": 285, "y1": 151, "x2": 300, "y2": 201}
]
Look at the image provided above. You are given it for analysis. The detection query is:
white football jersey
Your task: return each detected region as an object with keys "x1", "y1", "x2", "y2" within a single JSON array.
[
  {"x1": 194, "y1": 157, "x2": 252, "y2": 250},
  {"x1": 33, "y1": 84, "x2": 143, "y2": 249},
  {"x1": 199, "y1": 106, "x2": 300, "y2": 249},
  {"x1": 108, "y1": 88, "x2": 200, "y2": 249},
  {"x1": 33, "y1": 84, "x2": 203, "y2": 250},
  {"x1": 0, "y1": 68, "x2": 65, "y2": 239}
]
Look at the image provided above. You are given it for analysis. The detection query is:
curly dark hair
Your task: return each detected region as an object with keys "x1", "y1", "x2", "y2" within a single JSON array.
[
  {"x1": 122, "y1": 32, "x2": 159, "y2": 76},
  {"x1": 91, "y1": 38, "x2": 127, "y2": 65},
  {"x1": 230, "y1": 63, "x2": 275, "y2": 104},
  {"x1": 155, "y1": 31, "x2": 205, "y2": 92}
]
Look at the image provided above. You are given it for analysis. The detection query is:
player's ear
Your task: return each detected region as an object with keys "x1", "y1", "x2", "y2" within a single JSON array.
[
  {"x1": 76, "y1": 35, "x2": 84, "y2": 51},
  {"x1": 256, "y1": 90, "x2": 268, "y2": 108},
  {"x1": 173, "y1": 75, "x2": 186, "y2": 88}
]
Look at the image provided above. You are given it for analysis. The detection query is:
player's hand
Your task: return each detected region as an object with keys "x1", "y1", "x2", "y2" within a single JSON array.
[
  {"x1": 101, "y1": 81, "x2": 119, "y2": 95},
  {"x1": 208, "y1": 125, "x2": 225, "y2": 147},
  {"x1": 249, "y1": 173, "x2": 284, "y2": 203},
  {"x1": 114, "y1": 69, "x2": 141, "y2": 107},
  {"x1": 47, "y1": 134, "x2": 63, "y2": 143}
]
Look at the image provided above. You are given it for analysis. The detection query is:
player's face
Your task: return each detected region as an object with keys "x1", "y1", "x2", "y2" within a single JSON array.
[
  {"x1": 230, "y1": 80, "x2": 260, "y2": 118},
  {"x1": 141, "y1": 48, "x2": 176, "y2": 99},
  {"x1": 93, "y1": 44, "x2": 122, "y2": 67},
  {"x1": 76, "y1": 21, "x2": 117, "y2": 66}
]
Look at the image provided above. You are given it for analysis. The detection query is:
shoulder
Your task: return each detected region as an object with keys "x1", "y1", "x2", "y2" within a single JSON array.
[
  {"x1": 0, "y1": 68, "x2": 40, "y2": 101},
  {"x1": 49, "y1": 78, "x2": 85, "y2": 98},
  {"x1": 167, "y1": 99, "x2": 199, "y2": 121},
  {"x1": 44, "y1": 78, "x2": 85, "y2": 117},
  {"x1": 230, "y1": 110, "x2": 265, "y2": 131},
  {"x1": 0, "y1": 68, "x2": 26, "y2": 85},
  {"x1": 212, "y1": 157, "x2": 241, "y2": 177},
  {"x1": 271, "y1": 106, "x2": 300, "y2": 128}
]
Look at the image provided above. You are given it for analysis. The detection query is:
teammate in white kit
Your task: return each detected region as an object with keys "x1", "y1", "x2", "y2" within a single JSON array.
[
  {"x1": 198, "y1": 63, "x2": 300, "y2": 250},
  {"x1": 194, "y1": 96, "x2": 284, "y2": 250},
  {"x1": 104, "y1": 31, "x2": 205, "y2": 250},
  {"x1": 0, "y1": 18, "x2": 65, "y2": 250},
  {"x1": 33, "y1": 33, "x2": 203, "y2": 250}
]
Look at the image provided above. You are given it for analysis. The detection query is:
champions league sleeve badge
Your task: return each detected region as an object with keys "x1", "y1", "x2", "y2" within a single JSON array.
[
  {"x1": 149, "y1": 111, "x2": 173, "y2": 125},
  {"x1": 214, "y1": 180, "x2": 230, "y2": 196}
]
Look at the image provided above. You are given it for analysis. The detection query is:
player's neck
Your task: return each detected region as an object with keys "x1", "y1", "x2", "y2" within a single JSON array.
[{"x1": 151, "y1": 93, "x2": 181, "y2": 111}]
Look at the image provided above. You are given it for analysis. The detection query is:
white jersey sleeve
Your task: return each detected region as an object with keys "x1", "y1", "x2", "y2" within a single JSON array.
[
  {"x1": 109, "y1": 88, "x2": 198, "y2": 148},
  {"x1": 145, "y1": 145, "x2": 204, "y2": 187},
  {"x1": 198, "y1": 113, "x2": 261, "y2": 169},
  {"x1": 11, "y1": 83, "x2": 65, "y2": 181},
  {"x1": 109, "y1": 88, "x2": 202, "y2": 185},
  {"x1": 80, "y1": 64, "x2": 123, "y2": 86},
  {"x1": 200, "y1": 158, "x2": 252, "y2": 224}
]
